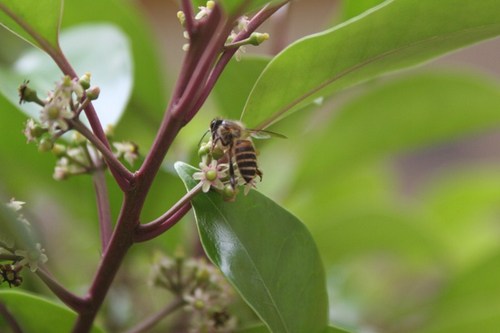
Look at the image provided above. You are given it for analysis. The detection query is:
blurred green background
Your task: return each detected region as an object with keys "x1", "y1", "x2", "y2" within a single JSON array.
[{"x1": 1, "y1": 0, "x2": 500, "y2": 332}]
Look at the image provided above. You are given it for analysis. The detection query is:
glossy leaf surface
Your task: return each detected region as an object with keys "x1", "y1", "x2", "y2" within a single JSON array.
[
  {"x1": 0, "y1": 290, "x2": 103, "y2": 333},
  {"x1": 0, "y1": 0, "x2": 62, "y2": 49},
  {"x1": 219, "y1": 0, "x2": 282, "y2": 15},
  {"x1": 296, "y1": 71, "x2": 500, "y2": 182},
  {"x1": 175, "y1": 162, "x2": 328, "y2": 333},
  {"x1": 241, "y1": 0, "x2": 500, "y2": 128}
]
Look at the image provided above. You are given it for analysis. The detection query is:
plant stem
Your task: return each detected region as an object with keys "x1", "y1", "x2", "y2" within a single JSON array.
[
  {"x1": 187, "y1": 1, "x2": 289, "y2": 123},
  {"x1": 92, "y1": 168, "x2": 113, "y2": 250},
  {"x1": 36, "y1": 268, "x2": 88, "y2": 312},
  {"x1": 135, "y1": 202, "x2": 192, "y2": 242},
  {"x1": 135, "y1": 182, "x2": 202, "y2": 242},
  {"x1": 70, "y1": 119, "x2": 134, "y2": 189},
  {"x1": 0, "y1": 301, "x2": 22, "y2": 333},
  {"x1": 123, "y1": 297, "x2": 185, "y2": 333},
  {"x1": 181, "y1": 0, "x2": 197, "y2": 36}
]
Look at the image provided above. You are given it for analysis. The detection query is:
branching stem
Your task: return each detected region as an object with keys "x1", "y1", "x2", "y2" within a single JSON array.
[{"x1": 124, "y1": 297, "x2": 185, "y2": 333}]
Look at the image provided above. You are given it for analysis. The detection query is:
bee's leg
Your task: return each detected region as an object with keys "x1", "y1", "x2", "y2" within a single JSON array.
[
  {"x1": 228, "y1": 145, "x2": 236, "y2": 188},
  {"x1": 256, "y1": 168, "x2": 263, "y2": 182}
]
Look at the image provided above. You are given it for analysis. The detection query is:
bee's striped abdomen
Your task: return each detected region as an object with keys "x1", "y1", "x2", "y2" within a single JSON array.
[{"x1": 234, "y1": 139, "x2": 261, "y2": 183}]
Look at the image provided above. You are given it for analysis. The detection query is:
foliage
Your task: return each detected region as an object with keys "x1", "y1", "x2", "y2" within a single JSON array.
[{"x1": 0, "y1": 0, "x2": 499, "y2": 332}]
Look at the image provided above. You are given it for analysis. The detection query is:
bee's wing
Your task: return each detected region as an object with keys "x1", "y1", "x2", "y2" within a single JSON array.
[{"x1": 247, "y1": 129, "x2": 287, "y2": 140}]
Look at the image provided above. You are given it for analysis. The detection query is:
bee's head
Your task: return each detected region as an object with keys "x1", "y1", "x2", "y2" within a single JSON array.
[{"x1": 210, "y1": 118, "x2": 223, "y2": 134}]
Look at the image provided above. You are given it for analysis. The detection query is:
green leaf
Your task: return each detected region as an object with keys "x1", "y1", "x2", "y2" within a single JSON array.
[
  {"x1": 212, "y1": 56, "x2": 270, "y2": 119},
  {"x1": 417, "y1": 252, "x2": 500, "y2": 333},
  {"x1": 0, "y1": 0, "x2": 63, "y2": 50},
  {"x1": 0, "y1": 23, "x2": 133, "y2": 127},
  {"x1": 175, "y1": 162, "x2": 328, "y2": 333},
  {"x1": 241, "y1": 0, "x2": 500, "y2": 128},
  {"x1": 418, "y1": 168, "x2": 500, "y2": 268},
  {"x1": 296, "y1": 71, "x2": 500, "y2": 181},
  {"x1": 0, "y1": 290, "x2": 104, "y2": 333},
  {"x1": 339, "y1": 0, "x2": 387, "y2": 21},
  {"x1": 219, "y1": 0, "x2": 282, "y2": 15},
  {"x1": 61, "y1": 0, "x2": 168, "y2": 128},
  {"x1": 325, "y1": 326, "x2": 352, "y2": 333}
]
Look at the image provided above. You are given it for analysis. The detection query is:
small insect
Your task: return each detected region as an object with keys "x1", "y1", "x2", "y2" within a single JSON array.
[{"x1": 208, "y1": 118, "x2": 286, "y2": 189}]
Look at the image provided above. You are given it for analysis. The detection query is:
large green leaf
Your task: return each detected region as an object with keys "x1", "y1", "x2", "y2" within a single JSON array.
[
  {"x1": 296, "y1": 71, "x2": 500, "y2": 182},
  {"x1": 0, "y1": 290, "x2": 104, "y2": 333},
  {"x1": 175, "y1": 162, "x2": 328, "y2": 333},
  {"x1": 0, "y1": 0, "x2": 63, "y2": 50},
  {"x1": 219, "y1": 0, "x2": 283, "y2": 16},
  {"x1": 241, "y1": 0, "x2": 500, "y2": 128},
  {"x1": 416, "y1": 252, "x2": 500, "y2": 333},
  {"x1": 237, "y1": 324, "x2": 352, "y2": 333},
  {"x1": 0, "y1": 24, "x2": 133, "y2": 127},
  {"x1": 338, "y1": 0, "x2": 387, "y2": 22},
  {"x1": 61, "y1": 0, "x2": 168, "y2": 126}
]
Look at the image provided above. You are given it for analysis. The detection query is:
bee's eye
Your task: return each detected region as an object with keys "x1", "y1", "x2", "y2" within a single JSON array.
[{"x1": 210, "y1": 119, "x2": 222, "y2": 132}]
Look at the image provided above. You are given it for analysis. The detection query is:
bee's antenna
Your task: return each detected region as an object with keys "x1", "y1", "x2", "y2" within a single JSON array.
[{"x1": 198, "y1": 129, "x2": 210, "y2": 147}]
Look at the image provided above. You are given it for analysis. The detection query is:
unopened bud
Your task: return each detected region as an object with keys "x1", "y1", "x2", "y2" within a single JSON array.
[
  {"x1": 206, "y1": 1, "x2": 215, "y2": 10},
  {"x1": 18, "y1": 81, "x2": 42, "y2": 105},
  {"x1": 86, "y1": 86, "x2": 100, "y2": 100},
  {"x1": 78, "y1": 72, "x2": 91, "y2": 89},
  {"x1": 248, "y1": 32, "x2": 269, "y2": 46},
  {"x1": 51, "y1": 144, "x2": 66, "y2": 157},
  {"x1": 222, "y1": 184, "x2": 236, "y2": 200},
  {"x1": 177, "y1": 11, "x2": 186, "y2": 26},
  {"x1": 38, "y1": 137, "x2": 54, "y2": 152}
]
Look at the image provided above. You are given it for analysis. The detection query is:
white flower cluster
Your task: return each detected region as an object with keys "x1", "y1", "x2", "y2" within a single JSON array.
[
  {"x1": 150, "y1": 252, "x2": 236, "y2": 332},
  {"x1": 1, "y1": 199, "x2": 48, "y2": 279}
]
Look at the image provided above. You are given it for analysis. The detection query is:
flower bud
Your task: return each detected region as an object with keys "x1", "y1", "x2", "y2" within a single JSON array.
[
  {"x1": 198, "y1": 144, "x2": 211, "y2": 157},
  {"x1": 177, "y1": 11, "x2": 186, "y2": 26},
  {"x1": 248, "y1": 32, "x2": 270, "y2": 46},
  {"x1": 211, "y1": 146, "x2": 224, "y2": 160},
  {"x1": 86, "y1": 86, "x2": 100, "y2": 100},
  {"x1": 51, "y1": 143, "x2": 66, "y2": 157},
  {"x1": 222, "y1": 184, "x2": 236, "y2": 201},
  {"x1": 18, "y1": 81, "x2": 41, "y2": 105},
  {"x1": 38, "y1": 137, "x2": 54, "y2": 152},
  {"x1": 78, "y1": 72, "x2": 91, "y2": 90}
]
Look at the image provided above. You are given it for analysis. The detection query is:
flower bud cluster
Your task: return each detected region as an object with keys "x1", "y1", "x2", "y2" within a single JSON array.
[
  {"x1": 20, "y1": 75, "x2": 95, "y2": 149},
  {"x1": 150, "y1": 251, "x2": 236, "y2": 332},
  {"x1": 0, "y1": 199, "x2": 48, "y2": 288},
  {"x1": 177, "y1": 1, "x2": 269, "y2": 60},
  {"x1": 19, "y1": 77, "x2": 139, "y2": 180}
]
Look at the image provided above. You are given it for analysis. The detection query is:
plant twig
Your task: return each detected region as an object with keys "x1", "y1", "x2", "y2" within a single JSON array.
[
  {"x1": 0, "y1": 301, "x2": 22, "y2": 333},
  {"x1": 123, "y1": 297, "x2": 185, "y2": 333},
  {"x1": 135, "y1": 182, "x2": 202, "y2": 242},
  {"x1": 186, "y1": 1, "x2": 289, "y2": 123},
  {"x1": 135, "y1": 202, "x2": 192, "y2": 243},
  {"x1": 36, "y1": 268, "x2": 88, "y2": 312},
  {"x1": 92, "y1": 168, "x2": 113, "y2": 250},
  {"x1": 181, "y1": 0, "x2": 197, "y2": 36},
  {"x1": 69, "y1": 119, "x2": 134, "y2": 189}
]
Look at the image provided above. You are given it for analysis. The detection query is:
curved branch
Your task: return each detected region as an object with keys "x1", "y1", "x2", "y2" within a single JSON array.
[{"x1": 36, "y1": 268, "x2": 89, "y2": 312}]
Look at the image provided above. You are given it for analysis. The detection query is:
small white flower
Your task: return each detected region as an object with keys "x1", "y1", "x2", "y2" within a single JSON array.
[
  {"x1": 7, "y1": 198, "x2": 25, "y2": 212},
  {"x1": 193, "y1": 160, "x2": 227, "y2": 193},
  {"x1": 23, "y1": 119, "x2": 40, "y2": 143},
  {"x1": 15, "y1": 243, "x2": 48, "y2": 272},
  {"x1": 113, "y1": 142, "x2": 139, "y2": 166},
  {"x1": 184, "y1": 288, "x2": 212, "y2": 312},
  {"x1": 195, "y1": 1, "x2": 215, "y2": 20}
]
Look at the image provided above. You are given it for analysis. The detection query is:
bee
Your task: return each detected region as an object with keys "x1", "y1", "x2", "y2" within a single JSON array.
[{"x1": 209, "y1": 118, "x2": 286, "y2": 189}]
